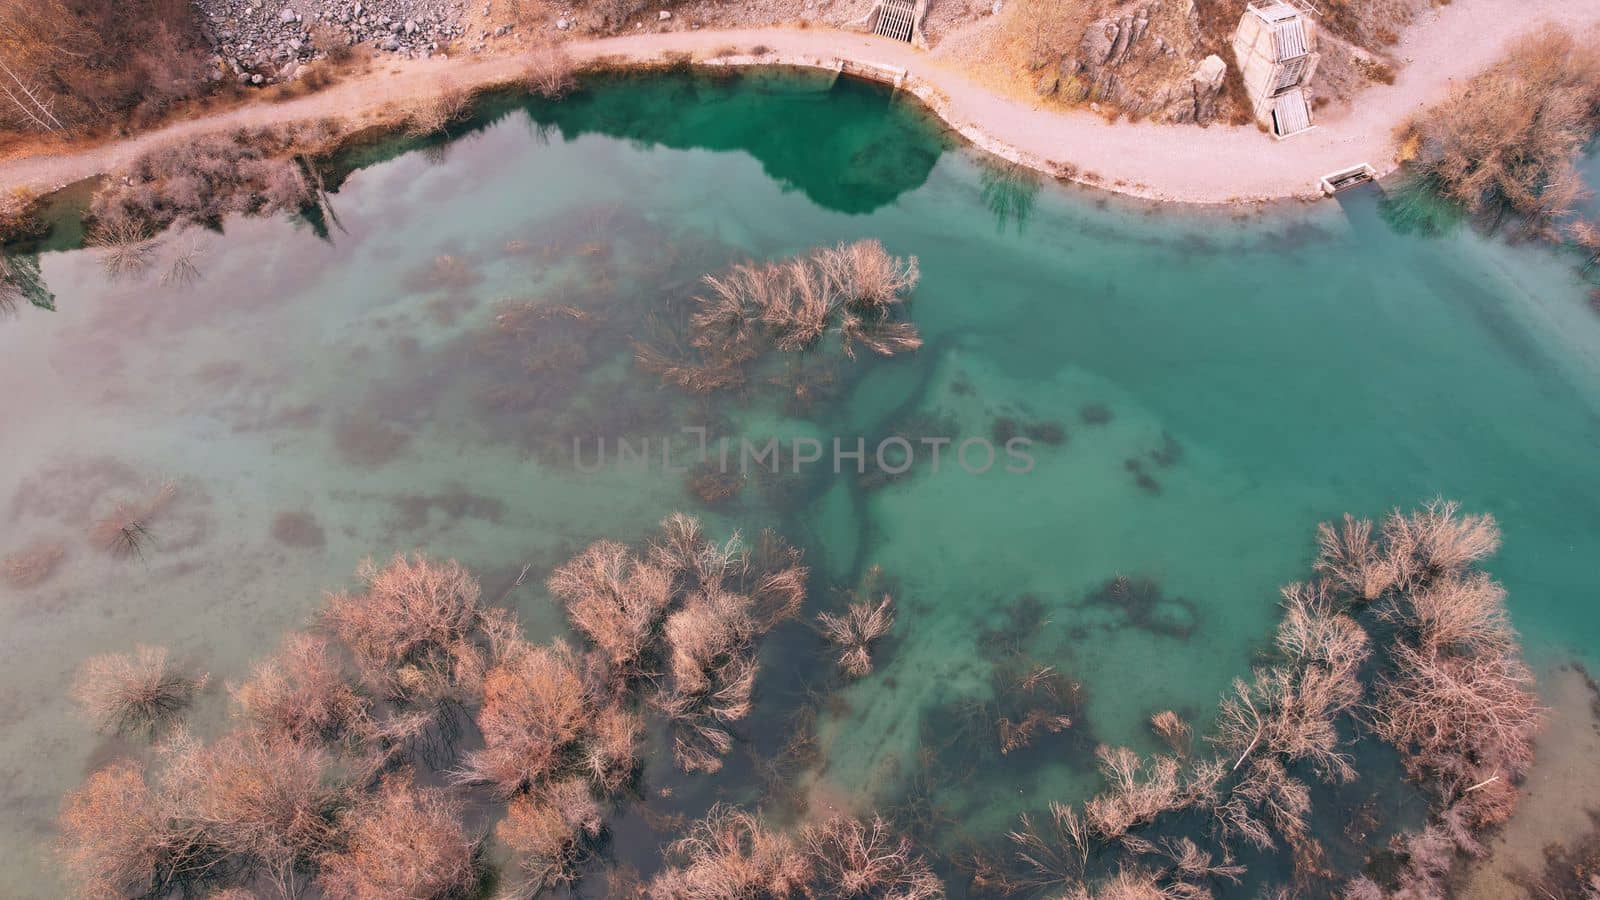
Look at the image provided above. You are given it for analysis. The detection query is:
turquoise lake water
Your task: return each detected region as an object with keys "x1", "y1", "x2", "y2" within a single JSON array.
[{"x1": 2, "y1": 70, "x2": 1599, "y2": 896}]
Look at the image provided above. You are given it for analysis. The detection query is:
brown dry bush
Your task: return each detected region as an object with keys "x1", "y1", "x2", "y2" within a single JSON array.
[
  {"x1": 1314, "y1": 513, "x2": 1397, "y2": 601},
  {"x1": 70, "y1": 645, "x2": 206, "y2": 739},
  {"x1": 2, "y1": 537, "x2": 66, "y2": 587},
  {"x1": 455, "y1": 639, "x2": 592, "y2": 797},
  {"x1": 89, "y1": 127, "x2": 326, "y2": 234},
  {"x1": 159, "y1": 730, "x2": 346, "y2": 897},
  {"x1": 549, "y1": 513, "x2": 806, "y2": 774},
  {"x1": 406, "y1": 83, "x2": 472, "y2": 137},
  {"x1": 802, "y1": 815, "x2": 944, "y2": 899},
  {"x1": 1082, "y1": 745, "x2": 1188, "y2": 840},
  {"x1": 523, "y1": 43, "x2": 578, "y2": 99},
  {"x1": 324, "y1": 553, "x2": 491, "y2": 704},
  {"x1": 88, "y1": 215, "x2": 162, "y2": 280},
  {"x1": 1371, "y1": 642, "x2": 1540, "y2": 811},
  {"x1": 648, "y1": 804, "x2": 812, "y2": 899},
  {"x1": 1149, "y1": 711, "x2": 1192, "y2": 757},
  {"x1": 229, "y1": 633, "x2": 368, "y2": 747},
  {"x1": 548, "y1": 540, "x2": 673, "y2": 681},
  {"x1": 56, "y1": 759, "x2": 217, "y2": 900},
  {"x1": 1400, "y1": 28, "x2": 1600, "y2": 230},
  {"x1": 0, "y1": 0, "x2": 210, "y2": 133},
  {"x1": 817, "y1": 593, "x2": 895, "y2": 678},
  {"x1": 497, "y1": 778, "x2": 603, "y2": 896},
  {"x1": 317, "y1": 772, "x2": 480, "y2": 900},
  {"x1": 638, "y1": 240, "x2": 922, "y2": 393}
]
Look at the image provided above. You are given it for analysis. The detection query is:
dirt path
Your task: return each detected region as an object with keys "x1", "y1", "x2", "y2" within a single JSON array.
[{"x1": 2, "y1": 0, "x2": 1597, "y2": 204}]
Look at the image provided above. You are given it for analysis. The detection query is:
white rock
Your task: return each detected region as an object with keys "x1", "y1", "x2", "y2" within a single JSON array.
[
  {"x1": 658, "y1": 9, "x2": 671, "y2": 19},
  {"x1": 556, "y1": 17, "x2": 570, "y2": 28}
]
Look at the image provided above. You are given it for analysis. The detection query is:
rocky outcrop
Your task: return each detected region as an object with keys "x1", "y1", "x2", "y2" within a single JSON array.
[
  {"x1": 1045, "y1": 0, "x2": 1227, "y2": 124},
  {"x1": 195, "y1": 0, "x2": 473, "y2": 84}
]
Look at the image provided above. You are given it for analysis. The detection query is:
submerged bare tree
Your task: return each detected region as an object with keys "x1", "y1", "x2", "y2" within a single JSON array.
[
  {"x1": 817, "y1": 593, "x2": 895, "y2": 677},
  {"x1": 70, "y1": 645, "x2": 206, "y2": 739},
  {"x1": 637, "y1": 240, "x2": 923, "y2": 393}
]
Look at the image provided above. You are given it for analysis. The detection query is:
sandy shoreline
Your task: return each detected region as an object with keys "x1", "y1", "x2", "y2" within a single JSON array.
[{"x1": 0, "y1": 0, "x2": 1597, "y2": 205}]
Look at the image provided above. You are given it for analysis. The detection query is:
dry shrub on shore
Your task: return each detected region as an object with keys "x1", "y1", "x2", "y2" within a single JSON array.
[
  {"x1": 70, "y1": 645, "x2": 206, "y2": 739},
  {"x1": 1399, "y1": 28, "x2": 1600, "y2": 231},
  {"x1": 817, "y1": 593, "x2": 895, "y2": 677},
  {"x1": 88, "y1": 215, "x2": 162, "y2": 280},
  {"x1": 2, "y1": 537, "x2": 66, "y2": 588},
  {"x1": 523, "y1": 43, "x2": 578, "y2": 99},
  {"x1": 89, "y1": 124, "x2": 336, "y2": 235},
  {"x1": 406, "y1": 82, "x2": 472, "y2": 137},
  {"x1": 637, "y1": 240, "x2": 922, "y2": 393},
  {"x1": 316, "y1": 772, "x2": 480, "y2": 900}
]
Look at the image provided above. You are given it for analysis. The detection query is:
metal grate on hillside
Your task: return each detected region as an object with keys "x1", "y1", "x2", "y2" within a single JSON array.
[{"x1": 873, "y1": 0, "x2": 916, "y2": 42}]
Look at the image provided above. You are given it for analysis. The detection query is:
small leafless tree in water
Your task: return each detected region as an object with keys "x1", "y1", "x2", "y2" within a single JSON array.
[{"x1": 70, "y1": 645, "x2": 206, "y2": 739}]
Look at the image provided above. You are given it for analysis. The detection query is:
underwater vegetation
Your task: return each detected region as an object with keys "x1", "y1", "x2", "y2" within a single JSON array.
[
  {"x1": 1, "y1": 538, "x2": 66, "y2": 588},
  {"x1": 54, "y1": 515, "x2": 907, "y2": 900},
  {"x1": 986, "y1": 500, "x2": 1539, "y2": 899},
  {"x1": 45, "y1": 495, "x2": 1549, "y2": 900}
]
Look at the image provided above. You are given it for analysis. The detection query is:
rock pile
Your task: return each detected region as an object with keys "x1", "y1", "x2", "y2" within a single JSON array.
[
  {"x1": 1038, "y1": 0, "x2": 1228, "y2": 125},
  {"x1": 194, "y1": 0, "x2": 474, "y2": 83}
]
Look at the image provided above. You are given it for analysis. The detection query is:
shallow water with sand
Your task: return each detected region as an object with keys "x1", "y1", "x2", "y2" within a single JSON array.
[{"x1": 3, "y1": 70, "x2": 1600, "y2": 896}]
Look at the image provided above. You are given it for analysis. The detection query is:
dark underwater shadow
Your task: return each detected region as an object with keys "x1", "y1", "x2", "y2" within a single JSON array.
[{"x1": 522, "y1": 68, "x2": 949, "y2": 215}]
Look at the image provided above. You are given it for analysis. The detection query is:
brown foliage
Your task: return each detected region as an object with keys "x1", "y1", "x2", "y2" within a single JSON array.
[
  {"x1": 406, "y1": 83, "x2": 472, "y2": 136},
  {"x1": 70, "y1": 645, "x2": 206, "y2": 739},
  {"x1": 0, "y1": 0, "x2": 210, "y2": 132},
  {"x1": 523, "y1": 43, "x2": 578, "y2": 99},
  {"x1": 160, "y1": 730, "x2": 345, "y2": 896},
  {"x1": 548, "y1": 540, "x2": 673, "y2": 680},
  {"x1": 497, "y1": 778, "x2": 603, "y2": 895},
  {"x1": 56, "y1": 760, "x2": 178, "y2": 900},
  {"x1": 90, "y1": 127, "x2": 327, "y2": 234},
  {"x1": 457, "y1": 640, "x2": 591, "y2": 797},
  {"x1": 87, "y1": 479, "x2": 176, "y2": 559},
  {"x1": 1400, "y1": 29, "x2": 1600, "y2": 230},
  {"x1": 648, "y1": 804, "x2": 812, "y2": 899},
  {"x1": 802, "y1": 815, "x2": 944, "y2": 899},
  {"x1": 230, "y1": 633, "x2": 367, "y2": 747},
  {"x1": 2, "y1": 537, "x2": 65, "y2": 587},
  {"x1": 317, "y1": 772, "x2": 479, "y2": 900},
  {"x1": 324, "y1": 553, "x2": 490, "y2": 703},
  {"x1": 817, "y1": 594, "x2": 895, "y2": 678},
  {"x1": 638, "y1": 240, "x2": 922, "y2": 393}
]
